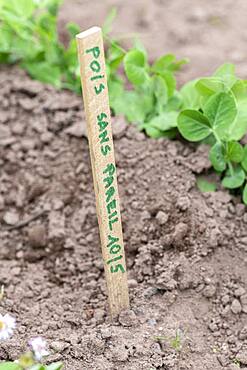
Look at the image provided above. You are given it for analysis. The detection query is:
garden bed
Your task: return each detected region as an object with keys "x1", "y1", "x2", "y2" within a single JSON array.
[{"x1": 0, "y1": 67, "x2": 247, "y2": 369}]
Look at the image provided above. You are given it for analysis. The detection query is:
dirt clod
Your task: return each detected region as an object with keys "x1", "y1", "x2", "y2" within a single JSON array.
[
  {"x1": 237, "y1": 350, "x2": 247, "y2": 365},
  {"x1": 28, "y1": 224, "x2": 47, "y2": 248},
  {"x1": 119, "y1": 309, "x2": 137, "y2": 327}
]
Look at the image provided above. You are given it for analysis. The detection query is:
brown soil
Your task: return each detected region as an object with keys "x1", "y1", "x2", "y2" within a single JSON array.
[
  {"x1": 59, "y1": 0, "x2": 247, "y2": 83},
  {"x1": 1, "y1": 67, "x2": 247, "y2": 370}
]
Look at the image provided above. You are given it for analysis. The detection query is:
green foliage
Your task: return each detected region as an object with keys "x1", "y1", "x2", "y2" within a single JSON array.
[
  {"x1": 197, "y1": 178, "x2": 217, "y2": 192},
  {"x1": 0, "y1": 363, "x2": 22, "y2": 370},
  {"x1": 109, "y1": 44, "x2": 186, "y2": 138},
  {"x1": 178, "y1": 63, "x2": 247, "y2": 204},
  {"x1": 154, "y1": 329, "x2": 185, "y2": 352},
  {"x1": 30, "y1": 363, "x2": 63, "y2": 370},
  {"x1": 178, "y1": 110, "x2": 211, "y2": 141},
  {"x1": 0, "y1": 0, "x2": 81, "y2": 93},
  {"x1": 0, "y1": 362, "x2": 63, "y2": 370},
  {"x1": 45, "y1": 363, "x2": 63, "y2": 370}
]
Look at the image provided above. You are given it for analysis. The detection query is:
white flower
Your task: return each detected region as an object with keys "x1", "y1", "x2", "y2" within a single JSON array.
[
  {"x1": 29, "y1": 337, "x2": 49, "y2": 361},
  {"x1": 0, "y1": 313, "x2": 16, "y2": 340}
]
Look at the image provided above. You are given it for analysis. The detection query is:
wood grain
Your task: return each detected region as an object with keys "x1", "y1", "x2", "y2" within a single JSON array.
[{"x1": 76, "y1": 27, "x2": 129, "y2": 317}]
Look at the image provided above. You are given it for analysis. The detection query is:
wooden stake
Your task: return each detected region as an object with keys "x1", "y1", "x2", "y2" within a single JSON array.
[{"x1": 76, "y1": 27, "x2": 129, "y2": 317}]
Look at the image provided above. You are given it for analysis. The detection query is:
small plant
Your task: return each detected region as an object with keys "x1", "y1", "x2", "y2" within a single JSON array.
[
  {"x1": 177, "y1": 63, "x2": 247, "y2": 204},
  {"x1": 103, "y1": 8, "x2": 187, "y2": 138},
  {"x1": 106, "y1": 41, "x2": 187, "y2": 138},
  {"x1": 0, "y1": 0, "x2": 81, "y2": 93},
  {"x1": 154, "y1": 328, "x2": 185, "y2": 352}
]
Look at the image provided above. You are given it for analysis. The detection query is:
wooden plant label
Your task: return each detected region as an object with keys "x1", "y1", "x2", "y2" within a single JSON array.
[{"x1": 76, "y1": 27, "x2": 129, "y2": 317}]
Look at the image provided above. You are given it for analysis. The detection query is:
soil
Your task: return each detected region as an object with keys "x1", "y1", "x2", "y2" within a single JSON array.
[
  {"x1": 59, "y1": 0, "x2": 247, "y2": 83},
  {"x1": 0, "y1": 67, "x2": 247, "y2": 370},
  {"x1": 1, "y1": 1, "x2": 247, "y2": 369}
]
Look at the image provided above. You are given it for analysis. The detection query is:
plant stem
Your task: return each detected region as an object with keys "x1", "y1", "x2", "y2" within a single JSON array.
[
  {"x1": 228, "y1": 161, "x2": 234, "y2": 177},
  {"x1": 104, "y1": 35, "x2": 127, "y2": 54},
  {"x1": 213, "y1": 131, "x2": 221, "y2": 144}
]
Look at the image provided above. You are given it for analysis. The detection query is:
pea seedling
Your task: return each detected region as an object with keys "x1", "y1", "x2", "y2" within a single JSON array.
[{"x1": 178, "y1": 63, "x2": 247, "y2": 203}]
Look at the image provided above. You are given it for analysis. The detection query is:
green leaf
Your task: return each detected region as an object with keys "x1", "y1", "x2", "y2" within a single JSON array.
[
  {"x1": 29, "y1": 365, "x2": 45, "y2": 370},
  {"x1": 106, "y1": 41, "x2": 125, "y2": 72},
  {"x1": 228, "y1": 98, "x2": 247, "y2": 140},
  {"x1": 204, "y1": 92, "x2": 237, "y2": 139},
  {"x1": 102, "y1": 7, "x2": 117, "y2": 35},
  {"x1": 112, "y1": 90, "x2": 153, "y2": 123},
  {"x1": 222, "y1": 166, "x2": 245, "y2": 189},
  {"x1": 158, "y1": 71, "x2": 176, "y2": 98},
  {"x1": 152, "y1": 75, "x2": 168, "y2": 113},
  {"x1": 197, "y1": 177, "x2": 217, "y2": 192},
  {"x1": 66, "y1": 22, "x2": 80, "y2": 38},
  {"x1": 152, "y1": 54, "x2": 176, "y2": 73},
  {"x1": 147, "y1": 112, "x2": 178, "y2": 132},
  {"x1": 152, "y1": 54, "x2": 187, "y2": 73},
  {"x1": 5, "y1": 0, "x2": 35, "y2": 18},
  {"x1": 242, "y1": 183, "x2": 247, "y2": 205},
  {"x1": 177, "y1": 110, "x2": 211, "y2": 142},
  {"x1": 165, "y1": 93, "x2": 182, "y2": 111},
  {"x1": 196, "y1": 77, "x2": 225, "y2": 97},
  {"x1": 214, "y1": 63, "x2": 236, "y2": 90},
  {"x1": 133, "y1": 38, "x2": 147, "y2": 56},
  {"x1": 214, "y1": 63, "x2": 235, "y2": 78},
  {"x1": 22, "y1": 62, "x2": 62, "y2": 88},
  {"x1": 124, "y1": 49, "x2": 149, "y2": 86},
  {"x1": 0, "y1": 363, "x2": 22, "y2": 370},
  {"x1": 43, "y1": 0, "x2": 63, "y2": 16},
  {"x1": 225, "y1": 141, "x2": 244, "y2": 163},
  {"x1": 46, "y1": 362, "x2": 63, "y2": 370},
  {"x1": 196, "y1": 66, "x2": 236, "y2": 99},
  {"x1": 145, "y1": 126, "x2": 163, "y2": 138},
  {"x1": 209, "y1": 142, "x2": 226, "y2": 172},
  {"x1": 241, "y1": 145, "x2": 247, "y2": 172},
  {"x1": 145, "y1": 126, "x2": 176, "y2": 139},
  {"x1": 231, "y1": 79, "x2": 247, "y2": 101},
  {"x1": 180, "y1": 79, "x2": 201, "y2": 109},
  {"x1": 109, "y1": 78, "x2": 124, "y2": 108}
]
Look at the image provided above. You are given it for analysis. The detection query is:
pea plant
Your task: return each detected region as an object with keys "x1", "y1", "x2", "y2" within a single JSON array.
[
  {"x1": 106, "y1": 41, "x2": 187, "y2": 138},
  {"x1": 177, "y1": 63, "x2": 247, "y2": 203},
  {"x1": 0, "y1": 0, "x2": 81, "y2": 93}
]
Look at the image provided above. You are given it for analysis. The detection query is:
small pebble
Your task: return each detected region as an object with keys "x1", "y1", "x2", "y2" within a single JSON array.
[
  {"x1": 234, "y1": 287, "x2": 246, "y2": 297},
  {"x1": 3, "y1": 211, "x2": 19, "y2": 225},
  {"x1": 128, "y1": 279, "x2": 138, "y2": 288},
  {"x1": 231, "y1": 299, "x2": 242, "y2": 314},
  {"x1": 203, "y1": 285, "x2": 216, "y2": 298},
  {"x1": 156, "y1": 211, "x2": 169, "y2": 225},
  {"x1": 50, "y1": 341, "x2": 69, "y2": 353},
  {"x1": 41, "y1": 131, "x2": 53, "y2": 144},
  {"x1": 177, "y1": 196, "x2": 190, "y2": 211},
  {"x1": 221, "y1": 294, "x2": 230, "y2": 305}
]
